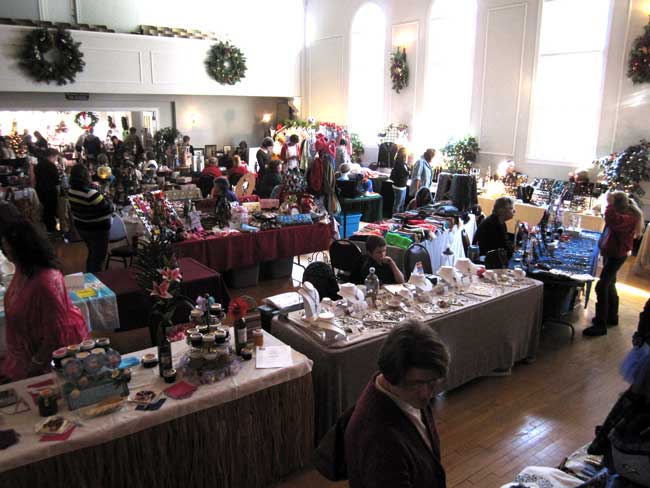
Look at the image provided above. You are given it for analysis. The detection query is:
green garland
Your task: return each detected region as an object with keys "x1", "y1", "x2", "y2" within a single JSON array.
[
  {"x1": 390, "y1": 47, "x2": 409, "y2": 93},
  {"x1": 628, "y1": 21, "x2": 650, "y2": 84},
  {"x1": 18, "y1": 28, "x2": 85, "y2": 86},
  {"x1": 74, "y1": 111, "x2": 99, "y2": 130},
  {"x1": 205, "y1": 40, "x2": 247, "y2": 85}
]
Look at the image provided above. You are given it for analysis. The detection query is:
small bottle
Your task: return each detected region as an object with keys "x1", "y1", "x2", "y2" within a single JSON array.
[
  {"x1": 158, "y1": 325, "x2": 172, "y2": 376},
  {"x1": 234, "y1": 316, "x2": 247, "y2": 355},
  {"x1": 364, "y1": 267, "x2": 380, "y2": 307}
]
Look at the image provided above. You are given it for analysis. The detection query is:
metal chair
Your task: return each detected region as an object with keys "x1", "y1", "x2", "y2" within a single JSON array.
[
  {"x1": 105, "y1": 213, "x2": 136, "y2": 269},
  {"x1": 404, "y1": 243, "x2": 433, "y2": 280},
  {"x1": 329, "y1": 239, "x2": 363, "y2": 282}
]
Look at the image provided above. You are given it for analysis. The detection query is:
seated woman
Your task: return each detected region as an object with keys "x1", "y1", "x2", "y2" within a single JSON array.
[
  {"x1": 0, "y1": 221, "x2": 88, "y2": 381},
  {"x1": 473, "y1": 196, "x2": 515, "y2": 258},
  {"x1": 351, "y1": 235, "x2": 404, "y2": 285},
  {"x1": 257, "y1": 159, "x2": 283, "y2": 198},
  {"x1": 228, "y1": 155, "x2": 249, "y2": 186},
  {"x1": 406, "y1": 187, "x2": 433, "y2": 210},
  {"x1": 201, "y1": 156, "x2": 222, "y2": 179},
  {"x1": 211, "y1": 176, "x2": 239, "y2": 203}
]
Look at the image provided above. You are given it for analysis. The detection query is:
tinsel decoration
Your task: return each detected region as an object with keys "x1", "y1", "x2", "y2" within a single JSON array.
[
  {"x1": 390, "y1": 47, "x2": 409, "y2": 93},
  {"x1": 441, "y1": 136, "x2": 480, "y2": 174},
  {"x1": 627, "y1": 19, "x2": 650, "y2": 84},
  {"x1": 594, "y1": 139, "x2": 650, "y2": 200},
  {"x1": 6, "y1": 121, "x2": 26, "y2": 157},
  {"x1": 74, "y1": 111, "x2": 99, "y2": 130},
  {"x1": 205, "y1": 40, "x2": 247, "y2": 85},
  {"x1": 18, "y1": 28, "x2": 85, "y2": 85}
]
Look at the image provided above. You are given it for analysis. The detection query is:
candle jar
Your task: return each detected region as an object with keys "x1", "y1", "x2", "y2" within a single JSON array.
[
  {"x1": 38, "y1": 389, "x2": 58, "y2": 417},
  {"x1": 251, "y1": 329, "x2": 264, "y2": 348}
]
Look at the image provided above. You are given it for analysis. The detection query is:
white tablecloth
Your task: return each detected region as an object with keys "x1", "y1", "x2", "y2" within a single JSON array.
[
  {"x1": 0, "y1": 274, "x2": 120, "y2": 359},
  {"x1": 0, "y1": 330, "x2": 312, "y2": 473}
]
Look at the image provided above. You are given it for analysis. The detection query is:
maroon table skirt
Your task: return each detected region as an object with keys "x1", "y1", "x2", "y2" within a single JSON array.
[
  {"x1": 173, "y1": 222, "x2": 333, "y2": 272},
  {"x1": 94, "y1": 257, "x2": 230, "y2": 330}
]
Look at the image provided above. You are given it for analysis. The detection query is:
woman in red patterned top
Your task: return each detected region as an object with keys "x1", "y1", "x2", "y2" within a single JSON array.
[
  {"x1": 584, "y1": 191, "x2": 644, "y2": 337},
  {"x1": 0, "y1": 221, "x2": 88, "y2": 381}
]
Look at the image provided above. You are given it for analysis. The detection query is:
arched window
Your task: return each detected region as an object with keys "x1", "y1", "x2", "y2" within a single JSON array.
[
  {"x1": 348, "y1": 2, "x2": 386, "y2": 144},
  {"x1": 423, "y1": 0, "x2": 477, "y2": 148}
]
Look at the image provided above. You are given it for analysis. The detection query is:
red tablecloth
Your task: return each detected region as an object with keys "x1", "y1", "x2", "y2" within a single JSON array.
[
  {"x1": 94, "y1": 258, "x2": 230, "y2": 330},
  {"x1": 174, "y1": 223, "x2": 333, "y2": 272}
]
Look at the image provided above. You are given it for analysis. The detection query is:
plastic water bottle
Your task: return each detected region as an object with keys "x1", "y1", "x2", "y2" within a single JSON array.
[{"x1": 364, "y1": 267, "x2": 380, "y2": 307}]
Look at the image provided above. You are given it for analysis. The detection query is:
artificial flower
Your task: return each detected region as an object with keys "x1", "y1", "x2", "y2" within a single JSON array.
[
  {"x1": 150, "y1": 280, "x2": 173, "y2": 299},
  {"x1": 228, "y1": 297, "x2": 249, "y2": 320},
  {"x1": 158, "y1": 267, "x2": 182, "y2": 282}
]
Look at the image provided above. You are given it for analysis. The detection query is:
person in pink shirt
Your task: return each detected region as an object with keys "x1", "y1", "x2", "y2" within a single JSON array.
[{"x1": 0, "y1": 221, "x2": 88, "y2": 381}]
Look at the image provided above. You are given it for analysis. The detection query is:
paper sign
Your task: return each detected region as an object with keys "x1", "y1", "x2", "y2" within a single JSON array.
[
  {"x1": 74, "y1": 288, "x2": 97, "y2": 299},
  {"x1": 256, "y1": 345, "x2": 293, "y2": 369}
]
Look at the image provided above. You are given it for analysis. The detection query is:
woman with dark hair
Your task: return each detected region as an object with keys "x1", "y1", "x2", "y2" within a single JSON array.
[
  {"x1": 210, "y1": 176, "x2": 239, "y2": 203},
  {"x1": 68, "y1": 163, "x2": 114, "y2": 272},
  {"x1": 256, "y1": 136, "x2": 274, "y2": 178},
  {"x1": 406, "y1": 187, "x2": 433, "y2": 211},
  {"x1": 390, "y1": 147, "x2": 410, "y2": 215},
  {"x1": 0, "y1": 221, "x2": 88, "y2": 381},
  {"x1": 257, "y1": 159, "x2": 283, "y2": 198},
  {"x1": 584, "y1": 191, "x2": 644, "y2": 336}
]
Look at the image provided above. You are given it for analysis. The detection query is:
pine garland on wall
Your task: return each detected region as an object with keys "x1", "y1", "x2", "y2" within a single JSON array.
[
  {"x1": 628, "y1": 18, "x2": 650, "y2": 84},
  {"x1": 390, "y1": 47, "x2": 409, "y2": 93}
]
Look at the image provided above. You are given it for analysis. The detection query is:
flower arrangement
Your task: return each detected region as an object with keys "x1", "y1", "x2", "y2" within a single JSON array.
[
  {"x1": 228, "y1": 297, "x2": 249, "y2": 321},
  {"x1": 390, "y1": 47, "x2": 409, "y2": 93},
  {"x1": 350, "y1": 133, "x2": 365, "y2": 163}
]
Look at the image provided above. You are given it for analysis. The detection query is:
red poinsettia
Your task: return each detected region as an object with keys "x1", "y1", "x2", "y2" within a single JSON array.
[{"x1": 228, "y1": 297, "x2": 249, "y2": 320}]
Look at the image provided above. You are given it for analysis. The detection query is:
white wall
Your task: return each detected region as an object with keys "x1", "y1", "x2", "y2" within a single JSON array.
[
  {"x1": 304, "y1": 0, "x2": 650, "y2": 209},
  {"x1": 0, "y1": 92, "x2": 285, "y2": 148}
]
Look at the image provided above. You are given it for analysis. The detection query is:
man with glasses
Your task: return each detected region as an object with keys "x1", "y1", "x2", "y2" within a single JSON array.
[{"x1": 345, "y1": 320, "x2": 449, "y2": 487}]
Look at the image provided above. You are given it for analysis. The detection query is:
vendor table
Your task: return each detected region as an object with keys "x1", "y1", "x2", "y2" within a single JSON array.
[
  {"x1": 339, "y1": 193, "x2": 383, "y2": 223},
  {"x1": 0, "y1": 331, "x2": 314, "y2": 488},
  {"x1": 94, "y1": 257, "x2": 230, "y2": 330},
  {"x1": 174, "y1": 222, "x2": 333, "y2": 272},
  {"x1": 273, "y1": 279, "x2": 543, "y2": 440},
  {"x1": 0, "y1": 273, "x2": 119, "y2": 358},
  {"x1": 632, "y1": 222, "x2": 650, "y2": 276}
]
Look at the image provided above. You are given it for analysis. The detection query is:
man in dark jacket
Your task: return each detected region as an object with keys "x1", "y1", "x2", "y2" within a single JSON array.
[
  {"x1": 345, "y1": 320, "x2": 449, "y2": 488},
  {"x1": 34, "y1": 148, "x2": 62, "y2": 233}
]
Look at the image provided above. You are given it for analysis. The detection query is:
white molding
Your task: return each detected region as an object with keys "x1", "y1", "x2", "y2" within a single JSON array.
[
  {"x1": 308, "y1": 35, "x2": 344, "y2": 122},
  {"x1": 610, "y1": 0, "x2": 633, "y2": 153},
  {"x1": 479, "y1": 2, "x2": 527, "y2": 156},
  {"x1": 37, "y1": 0, "x2": 46, "y2": 20},
  {"x1": 481, "y1": 151, "x2": 514, "y2": 157},
  {"x1": 79, "y1": 48, "x2": 144, "y2": 84},
  {"x1": 524, "y1": 158, "x2": 584, "y2": 168}
]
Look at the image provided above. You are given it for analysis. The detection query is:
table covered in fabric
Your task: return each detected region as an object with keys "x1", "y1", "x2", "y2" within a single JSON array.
[
  {"x1": 174, "y1": 222, "x2": 333, "y2": 272},
  {"x1": 94, "y1": 257, "x2": 231, "y2": 330},
  {"x1": 272, "y1": 279, "x2": 543, "y2": 440},
  {"x1": 0, "y1": 331, "x2": 314, "y2": 488},
  {"x1": 339, "y1": 194, "x2": 383, "y2": 222},
  {"x1": 0, "y1": 273, "x2": 119, "y2": 358}
]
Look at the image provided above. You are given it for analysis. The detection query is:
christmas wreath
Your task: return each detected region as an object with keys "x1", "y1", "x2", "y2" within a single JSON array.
[
  {"x1": 18, "y1": 28, "x2": 85, "y2": 86},
  {"x1": 390, "y1": 47, "x2": 409, "y2": 93},
  {"x1": 205, "y1": 40, "x2": 247, "y2": 85},
  {"x1": 74, "y1": 111, "x2": 99, "y2": 130},
  {"x1": 628, "y1": 21, "x2": 650, "y2": 84}
]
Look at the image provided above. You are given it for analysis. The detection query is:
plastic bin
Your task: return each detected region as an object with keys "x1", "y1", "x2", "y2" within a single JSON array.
[
  {"x1": 260, "y1": 257, "x2": 294, "y2": 279},
  {"x1": 225, "y1": 264, "x2": 260, "y2": 289},
  {"x1": 334, "y1": 212, "x2": 362, "y2": 238}
]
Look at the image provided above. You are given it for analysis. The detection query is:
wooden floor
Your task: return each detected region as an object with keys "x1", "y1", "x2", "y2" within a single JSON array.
[{"x1": 57, "y1": 242, "x2": 650, "y2": 486}]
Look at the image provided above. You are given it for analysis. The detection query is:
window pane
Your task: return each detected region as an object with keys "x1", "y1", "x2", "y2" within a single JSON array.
[
  {"x1": 423, "y1": 0, "x2": 477, "y2": 148},
  {"x1": 348, "y1": 4, "x2": 385, "y2": 144},
  {"x1": 528, "y1": 53, "x2": 604, "y2": 162},
  {"x1": 539, "y1": 0, "x2": 610, "y2": 55}
]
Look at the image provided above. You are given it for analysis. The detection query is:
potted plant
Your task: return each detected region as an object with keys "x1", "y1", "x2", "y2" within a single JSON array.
[{"x1": 441, "y1": 136, "x2": 480, "y2": 174}]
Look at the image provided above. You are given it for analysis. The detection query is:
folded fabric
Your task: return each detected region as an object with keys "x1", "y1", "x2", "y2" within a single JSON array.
[
  {"x1": 164, "y1": 381, "x2": 197, "y2": 400},
  {"x1": 385, "y1": 232, "x2": 413, "y2": 249}
]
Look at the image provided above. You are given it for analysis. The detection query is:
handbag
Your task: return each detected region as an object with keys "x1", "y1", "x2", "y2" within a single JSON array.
[{"x1": 313, "y1": 404, "x2": 355, "y2": 481}]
